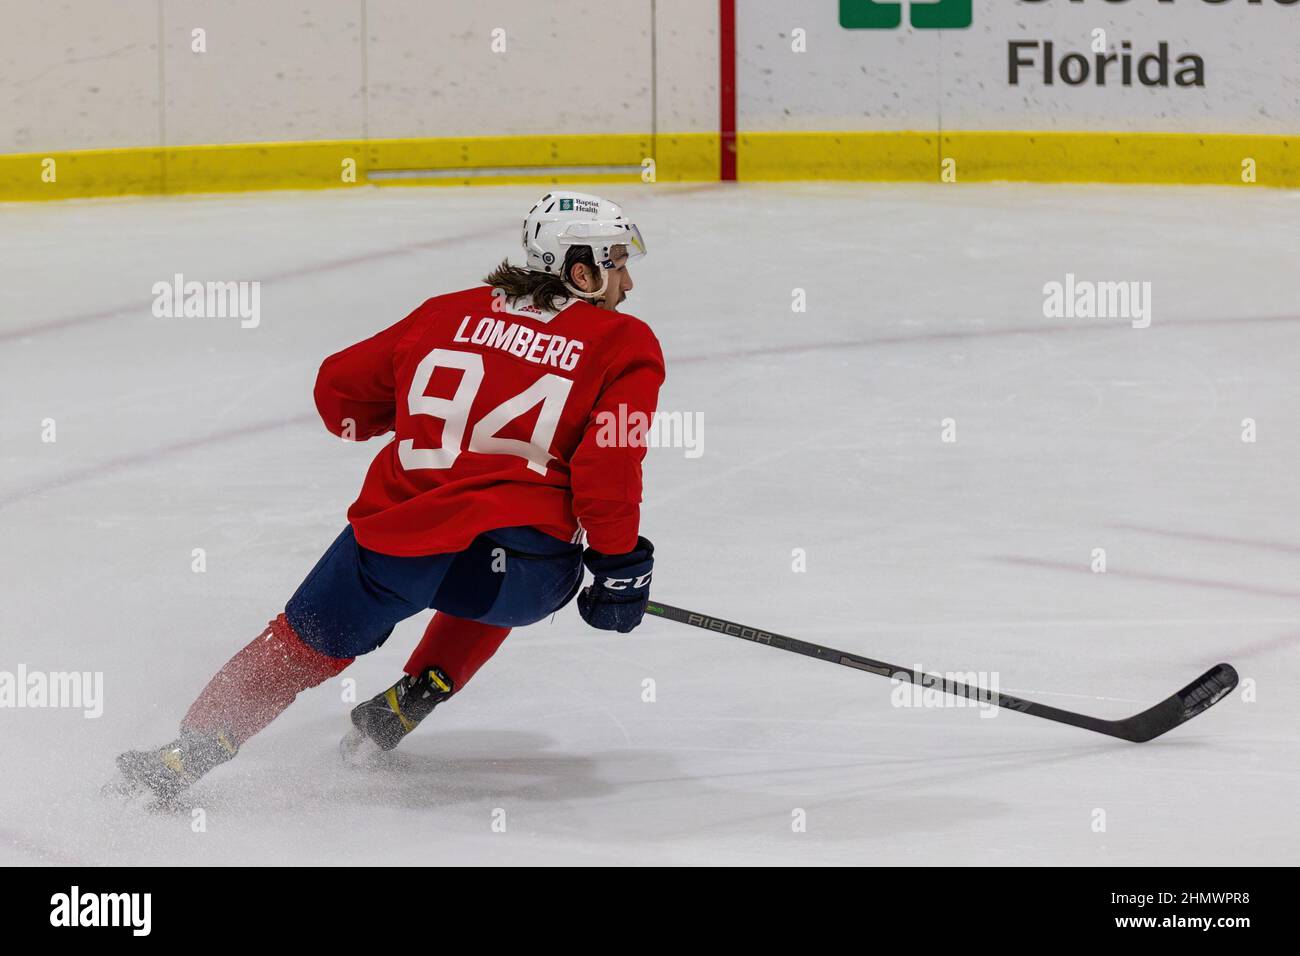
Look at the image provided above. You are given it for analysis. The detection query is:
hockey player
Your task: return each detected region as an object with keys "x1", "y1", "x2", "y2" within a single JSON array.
[{"x1": 116, "y1": 192, "x2": 664, "y2": 799}]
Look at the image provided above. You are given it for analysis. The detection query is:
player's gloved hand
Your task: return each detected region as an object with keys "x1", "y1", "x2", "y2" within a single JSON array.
[{"x1": 577, "y1": 537, "x2": 655, "y2": 633}]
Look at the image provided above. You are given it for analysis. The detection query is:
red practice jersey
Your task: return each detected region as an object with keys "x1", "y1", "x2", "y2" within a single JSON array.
[{"x1": 313, "y1": 286, "x2": 665, "y2": 557}]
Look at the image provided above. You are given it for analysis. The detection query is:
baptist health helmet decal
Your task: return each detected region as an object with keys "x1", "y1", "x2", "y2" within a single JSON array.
[{"x1": 840, "y1": 0, "x2": 972, "y2": 30}]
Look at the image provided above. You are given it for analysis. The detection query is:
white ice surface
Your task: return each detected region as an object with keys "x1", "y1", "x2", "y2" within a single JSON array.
[{"x1": 1, "y1": 182, "x2": 1298, "y2": 865}]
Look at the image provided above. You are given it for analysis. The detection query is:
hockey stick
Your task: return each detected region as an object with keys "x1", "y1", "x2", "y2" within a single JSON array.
[{"x1": 645, "y1": 602, "x2": 1238, "y2": 742}]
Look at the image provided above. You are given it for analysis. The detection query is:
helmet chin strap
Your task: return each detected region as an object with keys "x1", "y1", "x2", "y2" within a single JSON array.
[{"x1": 562, "y1": 263, "x2": 610, "y2": 303}]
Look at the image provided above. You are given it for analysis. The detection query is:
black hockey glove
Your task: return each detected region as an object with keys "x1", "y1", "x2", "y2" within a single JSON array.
[{"x1": 577, "y1": 537, "x2": 655, "y2": 633}]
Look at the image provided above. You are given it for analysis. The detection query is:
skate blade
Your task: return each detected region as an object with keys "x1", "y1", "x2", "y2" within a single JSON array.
[
  {"x1": 338, "y1": 728, "x2": 396, "y2": 770},
  {"x1": 100, "y1": 774, "x2": 190, "y2": 814},
  {"x1": 101, "y1": 774, "x2": 143, "y2": 800},
  {"x1": 339, "y1": 727, "x2": 373, "y2": 760}
]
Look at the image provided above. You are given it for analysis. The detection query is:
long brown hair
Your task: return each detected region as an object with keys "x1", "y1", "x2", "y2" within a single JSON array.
[{"x1": 482, "y1": 246, "x2": 595, "y2": 313}]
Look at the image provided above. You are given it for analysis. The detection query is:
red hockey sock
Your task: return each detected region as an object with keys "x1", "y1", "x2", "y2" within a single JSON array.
[
  {"x1": 404, "y1": 613, "x2": 510, "y2": 691},
  {"x1": 182, "y1": 613, "x2": 353, "y2": 746}
]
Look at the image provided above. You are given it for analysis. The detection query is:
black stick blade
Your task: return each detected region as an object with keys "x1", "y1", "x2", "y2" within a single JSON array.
[{"x1": 1110, "y1": 663, "x2": 1239, "y2": 743}]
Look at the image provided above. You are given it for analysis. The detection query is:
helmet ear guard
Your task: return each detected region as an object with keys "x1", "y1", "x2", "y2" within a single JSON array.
[
  {"x1": 564, "y1": 269, "x2": 610, "y2": 302},
  {"x1": 560, "y1": 253, "x2": 610, "y2": 302}
]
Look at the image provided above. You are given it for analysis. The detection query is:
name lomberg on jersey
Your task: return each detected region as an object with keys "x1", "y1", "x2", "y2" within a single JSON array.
[
  {"x1": 0, "y1": 665, "x2": 103, "y2": 718},
  {"x1": 151, "y1": 273, "x2": 261, "y2": 329},
  {"x1": 453, "y1": 315, "x2": 583, "y2": 371}
]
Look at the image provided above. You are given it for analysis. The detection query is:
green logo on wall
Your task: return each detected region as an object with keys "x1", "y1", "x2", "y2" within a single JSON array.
[
  {"x1": 840, "y1": 0, "x2": 972, "y2": 30},
  {"x1": 559, "y1": 198, "x2": 574, "y2": 210}
]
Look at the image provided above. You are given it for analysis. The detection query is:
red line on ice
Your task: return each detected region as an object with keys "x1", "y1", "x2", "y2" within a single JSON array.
[
  {"x1": 0, "y1": 413, "x2": 317, "y2": 511},
  {"x1": 994, "y1": 554, "x2": 1300, "y2": 603},
  {"x1": 1111, "y1": 523, "x2": 1300, "y2": 558}
]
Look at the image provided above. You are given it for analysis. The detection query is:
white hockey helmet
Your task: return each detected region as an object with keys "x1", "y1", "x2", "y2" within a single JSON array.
[{"x1": 521, "y1": 191, "x2": 646, "y2": 297}]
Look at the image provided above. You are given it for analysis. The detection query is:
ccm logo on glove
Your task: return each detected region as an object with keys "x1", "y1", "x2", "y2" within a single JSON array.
[
  {"x1": 601, "y1": 572, "x2": 653, "y2": 591},
  {"x1": 577, "y1": 537, "x2": 655, "y2": 633}
]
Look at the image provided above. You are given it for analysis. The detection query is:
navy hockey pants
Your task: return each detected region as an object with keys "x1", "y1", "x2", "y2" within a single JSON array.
[{"x1": 284, "y1": 524, "x2": 584, "y2": 659}]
